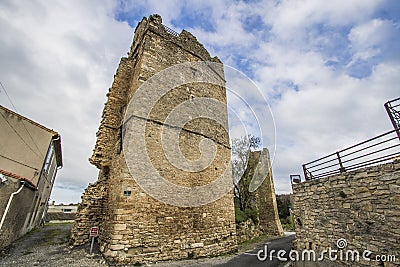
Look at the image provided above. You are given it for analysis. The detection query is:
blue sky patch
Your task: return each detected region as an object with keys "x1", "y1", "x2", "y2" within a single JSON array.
[
  {"x1": 374, "y1": 0, "x2": 400, "y2": 24},
  {"x1": 346, "y1": 59, "x2": 373, "y2": 79},
  {"x1": 242, "y1": 15, "x2": 266, "y2": 33},
  {"x1": 171, "y1": 7, "x2": 216, "y2": 32}
]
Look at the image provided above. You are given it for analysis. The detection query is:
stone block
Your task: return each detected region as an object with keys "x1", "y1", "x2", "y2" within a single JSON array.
[
  {"x1": 112, "y1": 234, "x2": 124, "y2": 240},
  {"x1": 110, "y1": 244, "x2": 125, "y2": 250},
  {"x1": 114, "y1": 224, "x2": 127, "y2": 231},
  {"x1": 389, "y1": 184, "x2": 400, "y2": 194}
]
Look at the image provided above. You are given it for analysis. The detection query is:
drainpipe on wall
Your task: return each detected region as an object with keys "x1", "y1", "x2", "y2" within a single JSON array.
[
  {"x1": 0, "y1": 182, "x2": 25, "y2": 231},
  {"x1": 52, "y1": 134, "x2": 63, "y2": 168}
]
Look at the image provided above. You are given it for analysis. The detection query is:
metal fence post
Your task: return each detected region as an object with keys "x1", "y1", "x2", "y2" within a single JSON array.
[
  {"x1": 302, "y1": 165, "x2": 309, "y2": 180},
  {"x1": 336, "y1": 152, "x2": 345, "y2": 173}
]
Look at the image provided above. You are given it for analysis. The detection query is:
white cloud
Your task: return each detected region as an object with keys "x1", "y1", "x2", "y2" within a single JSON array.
[
  {"x1": 0, "y1": 0, "x2": 399, "y2": 202},
  {"x1": 270, "y1": 61, "x2": 400, "y2": 194},
  {"x1": 265, "y1": 0, "x2": 382, "y2": 41},
  {"x1": 116, "y1": 0, "x2": 183, "y2": 28},
  {"x1": 349, "y1": 18, "x2": 400, "y2": 63},
  {"x1": 0, "y1": 0, "x2": 132, "y2": 203}
]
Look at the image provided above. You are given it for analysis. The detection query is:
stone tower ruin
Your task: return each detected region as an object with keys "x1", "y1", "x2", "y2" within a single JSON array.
[
  {"x1": 235, "y1": 148, "x2": 284, "y2": 242},
  {"x1": 70, "y1": 14, "x2": 237, "y2": 264},
  {"x1": 252, "y1": 149, "x2": 284, "y2": 236}
]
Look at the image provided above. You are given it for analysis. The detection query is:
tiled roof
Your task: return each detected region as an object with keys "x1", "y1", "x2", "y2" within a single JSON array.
[{"x1": 0, "y1": 169, "x2": 36, "y2": 189}]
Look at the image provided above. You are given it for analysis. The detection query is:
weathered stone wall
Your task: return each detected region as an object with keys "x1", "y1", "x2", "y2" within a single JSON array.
[
  {"x1": 255, "y1": 149, "x2": 284, "y2": 237},
  {"x1": 235, "y1": 149, "x2": 284, "y2": 243},
  {"x1": 71, "y1": 14, "x2": 237, "y2": 265},
  {"x1": 292, "y1": 161, "x2": 400, "y2": 266},
  {"x1": 70, "y1": 176, "x2": 108, "y2": 246},
  {"x1": 236, "y1": 220, "x2": 263, "y2": 244}
]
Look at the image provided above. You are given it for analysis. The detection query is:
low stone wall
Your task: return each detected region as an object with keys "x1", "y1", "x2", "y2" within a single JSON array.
[
  {"x1": 236, "y1": 220, "x2": 263, "y2": 244},
  {"x1": 292, "y1": 161, "x2": 400, "y2": 266},
  {"x1": 70, "y1": 178, "x2": 108, "y2": 246}
]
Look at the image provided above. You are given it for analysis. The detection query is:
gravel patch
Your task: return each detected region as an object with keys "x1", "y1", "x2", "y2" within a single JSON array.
[{"x1": 0, "y1": 223, "x2": 106, "y2": 267}]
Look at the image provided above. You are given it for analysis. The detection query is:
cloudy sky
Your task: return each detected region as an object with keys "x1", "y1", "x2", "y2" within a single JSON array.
[{"x1": 0, "y1": 0, "x2": 399, "y2": 204}]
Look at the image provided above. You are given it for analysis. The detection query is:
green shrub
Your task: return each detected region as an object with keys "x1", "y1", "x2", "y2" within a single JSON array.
[
  {"x1": 244, "y1": 208, "x2": 258, "y2": 224},
  {"x1": 235, "y1": 207, "x2": 247, "y2": 223},
  {"x1": 235, "y1": 206, "x2": 258, "y2": 224}
]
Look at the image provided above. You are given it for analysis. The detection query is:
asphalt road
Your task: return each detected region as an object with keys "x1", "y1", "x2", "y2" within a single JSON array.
[{"x1": 215, "y1": 233, "x2": 296, "y2": 267}]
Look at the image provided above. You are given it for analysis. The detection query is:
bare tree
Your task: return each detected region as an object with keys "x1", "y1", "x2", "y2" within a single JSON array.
[{"x1": 231, "y1": 134, "x2": 261, "y2": 212}]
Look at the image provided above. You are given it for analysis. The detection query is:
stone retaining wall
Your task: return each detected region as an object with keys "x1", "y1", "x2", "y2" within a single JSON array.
[
  {"x1": 292, "y1": 161, "x2": 400, "y2": 266},
  {"x1": 70, "y1": 177, "x2": 108, "y2": 246}
]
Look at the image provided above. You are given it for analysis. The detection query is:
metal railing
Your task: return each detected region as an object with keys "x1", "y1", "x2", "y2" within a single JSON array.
[
  {"x1": 163, "y1": 24, "x2": 179, "y2": 37},
  {"x1": 385, "y1": 97, "x2": 400, "y2": 140},
  {"x1": 302, "y1": 127, "x2": 400, "y2": 181}
]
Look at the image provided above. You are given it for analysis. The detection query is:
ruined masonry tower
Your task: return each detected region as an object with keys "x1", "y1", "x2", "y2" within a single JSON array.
[{"x1": 70, "y1": 15, "x2": 237, "y2": 264}]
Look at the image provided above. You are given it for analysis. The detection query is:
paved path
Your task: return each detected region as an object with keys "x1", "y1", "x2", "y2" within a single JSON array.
[{"x1": 214, "y1": 233, "x2": 296, "y2": 267}]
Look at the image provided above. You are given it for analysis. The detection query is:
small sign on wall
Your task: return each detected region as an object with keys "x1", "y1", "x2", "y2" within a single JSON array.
[
  {"x1": 90, "y1": 226, "x2": 99, "y2": 237},
  {"x1": 89, "y1": 226, "x2": 99, "y2": 255}
]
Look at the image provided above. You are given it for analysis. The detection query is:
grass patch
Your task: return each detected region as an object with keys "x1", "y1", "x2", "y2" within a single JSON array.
[
  {"x1": 239, "y1": 233, "x2": 269, "y2": 246},
  {"x1": 237, "y1": 233, "x2": 283, "y2": 253},
  {"x1": 44, "y1": 221, "x2": 74, "y2": 226},
  {"x1": 40, "y1": 225, "x2": 72, "y2": 246},
  {"x1": 25, "y1": 227, "x2": 40, "y2": 236}
]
